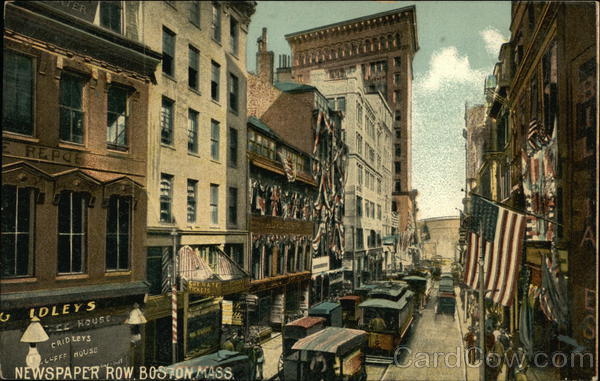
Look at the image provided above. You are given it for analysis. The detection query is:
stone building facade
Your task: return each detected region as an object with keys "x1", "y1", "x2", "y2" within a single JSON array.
[
  {"x1": 307, "y1": 67, "x2": 393, "y2": 286},
  {"x1": 138, "y1": 0, "x2": 256, "y2": 364},
  {"x1": 284, "y1": 7, "x2": 418, "y2": 234},
  {"x1": 1, "y1": 1, "x2": 160, "y2": 377}
]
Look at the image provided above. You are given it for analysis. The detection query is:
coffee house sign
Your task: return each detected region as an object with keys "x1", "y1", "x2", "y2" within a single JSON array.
[{"x1": 0, "y1": 301, "x2": 97, "y2": 323}]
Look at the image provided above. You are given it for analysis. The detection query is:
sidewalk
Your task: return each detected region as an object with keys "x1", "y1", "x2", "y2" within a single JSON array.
[
  {"x1": 261, "y1": 333, "x2": 283, "y2": 380},
  {"x1": 454, "y1": 287, "x2": 484, "y2": 381}
]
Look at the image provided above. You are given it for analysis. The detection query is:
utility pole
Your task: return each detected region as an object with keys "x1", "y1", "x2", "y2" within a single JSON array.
[
  {"x1": 478, "y1": 220, "x2": 486, "y2": 381},
  {"x1": 171, "y1": 228, "x2": 178, "y2": 364}
]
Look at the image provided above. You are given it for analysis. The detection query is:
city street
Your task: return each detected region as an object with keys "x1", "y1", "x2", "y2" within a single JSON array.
[{"x1": 378, "y1": 287, "x2": 466, "y2": 381}]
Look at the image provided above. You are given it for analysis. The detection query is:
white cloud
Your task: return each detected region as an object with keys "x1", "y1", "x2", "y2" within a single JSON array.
[
  {"x1": 480, "y1": 27, "x2": 508, "y2": 56},
  {"x1": 417, "y1": 47, "x2": 486, "y2": 92}
]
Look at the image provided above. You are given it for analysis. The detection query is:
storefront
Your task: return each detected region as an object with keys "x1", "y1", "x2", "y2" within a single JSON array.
[{"x1": 0, "y1": 285, "x2": 146, "y2": 379}]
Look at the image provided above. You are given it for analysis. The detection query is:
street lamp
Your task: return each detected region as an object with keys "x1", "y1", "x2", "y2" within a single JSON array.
[
  {"x1": 20, "y1": 317, "x2": 49, "y2": 369},
  {"x1": 124, "y1": 303, "x2": 147, "y2": 343}
]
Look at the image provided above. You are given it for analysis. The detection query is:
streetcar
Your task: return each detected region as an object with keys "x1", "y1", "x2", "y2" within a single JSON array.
[
  {"x1": 357, "y1": 282, "x2": 415, "y2": 356},
  {"x1": 338, "y1": 295, "x2": 362, "y2": 328}
]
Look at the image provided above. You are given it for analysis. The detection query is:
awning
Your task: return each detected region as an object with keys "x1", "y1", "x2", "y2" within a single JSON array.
[
  {"x1": 291, "y1": 327, "x2": 367, "y2": 355},
  {"x1": 179, "y1": 246, "x2": 250, "y2": 296},
  {"x1": 1, "y1": 281, "x2": 148, "y2": 309}
]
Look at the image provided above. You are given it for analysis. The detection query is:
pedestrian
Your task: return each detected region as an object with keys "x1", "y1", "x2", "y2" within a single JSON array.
[
  {"x1": 464, "y1": 326, "x2": 477, "y2": 365},
  {"x1": 485, "y1": 331, "x2": 504, "y2": 381},
  {"x1": 254, "y1": 339, "x2": 264, "y2": 381}
]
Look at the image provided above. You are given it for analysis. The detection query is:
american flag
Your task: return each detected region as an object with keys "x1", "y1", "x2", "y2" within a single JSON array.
[{"x1": 464, "y1": 195, "x2": 527, "y2": 307}]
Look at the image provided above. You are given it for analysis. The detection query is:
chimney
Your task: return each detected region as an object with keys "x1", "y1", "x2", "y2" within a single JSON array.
[
  {"x1": 256, "y1": 27, "x2": 274, "y2": 84},
  {"x1": 276, "y1": 54, "x2": 293, "y2": 83}
]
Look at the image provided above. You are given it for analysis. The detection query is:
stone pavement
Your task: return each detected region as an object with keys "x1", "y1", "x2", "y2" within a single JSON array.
[
  {"x1": 261, "y1": 333, "x2": 282, "y2": 380},
  {"x1": 382, "y1": 287, "x2": 466, "y2": 381}
]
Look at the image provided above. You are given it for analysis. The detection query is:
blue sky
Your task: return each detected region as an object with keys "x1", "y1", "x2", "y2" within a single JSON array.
[{"x1": 246, "y1": 1, "x2": 511, "y2": 220}]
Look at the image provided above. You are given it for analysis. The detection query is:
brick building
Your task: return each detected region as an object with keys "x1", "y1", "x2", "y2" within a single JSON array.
[
  {"x1": 1, "y1": 1, "x2": 159, "y2": 377},
  {"x1": 463, "y1": 2, "x2": 597, "y2": 379},
  {"x1": 248, "y1": 29, "x2": 347, "y2": 305},
  {"x1": 284, "y1": 7, "x2": 418, "y2": 235}
]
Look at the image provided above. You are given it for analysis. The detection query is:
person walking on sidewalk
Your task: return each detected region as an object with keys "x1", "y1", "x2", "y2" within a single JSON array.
[{"x1": 463, "y1": 326, "x2": 477, "y2": 365}]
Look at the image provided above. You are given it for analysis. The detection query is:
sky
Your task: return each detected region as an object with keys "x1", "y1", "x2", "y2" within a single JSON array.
[{"x1": 246, "y1": 1, "x2": 511, "y2": 220}]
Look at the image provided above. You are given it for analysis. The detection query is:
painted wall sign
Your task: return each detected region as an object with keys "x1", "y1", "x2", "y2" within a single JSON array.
[
  {"x1": 0, "y1": 301, "x2": 97, "y2": 323},
  {"x1": 186, "y1": 304, "x2": 221, "y2": 357},
  {"x1": 0, "y1": 312, "x2": 130, "y2": 379},
  {"x1": 41, "y1": 1, "x2": 99, "y2": 23},
  {"x1": 2, "y1": 141, "x2": 84, "y2": 166}
]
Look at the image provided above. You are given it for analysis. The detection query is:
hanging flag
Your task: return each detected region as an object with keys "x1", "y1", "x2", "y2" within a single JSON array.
[{"x1": 463, "y1": 195, "x2": 527, "y2": 307}]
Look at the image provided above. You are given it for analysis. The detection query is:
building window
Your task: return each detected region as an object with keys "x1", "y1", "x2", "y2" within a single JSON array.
[
  {"x1": 248, "y1": 130, "x2": 276, "y2": 160},
  {"x1": 210, "y1": 184, "x2": 219, "y2": 225},
  {"x1": 59, "y1": 73, "x2": 85, "y2": 144},
  {"x1": 211, "y1": 61, "x2": 220, "y2": 101},
  {"x1": 230, "y1": 17, "x2": 239, "y2": 55},
  {"x1": 188, "y1": 109, "x2": 199, "y2": 153},
  {"x1": 211, "y1": 119, "x2": 220, "y2": 160},
  {"x1": 107, "y1": 86, "x2": 129, "y2": 151},
  {"x1": 377, "y1": 204, "x2": 382, "y2": 220},
  {"x1": 356, "y1": 196, "x2": 362, "y2": 217},
  {"x1": 224, "y1": 244, "x2": 243, "y2": 269},
  {"x1": 394, "y1": 73, "x2": 400, "y2": 85},
  {"x1": 57, "y1": 191, "x2": 87, "y2": 274},
  {"x1": 189, "y1": 1, "x2": 200, "y2": 26},
  {"x1": 357, "y1": 164, "x2": 363, "y2": 186},
  {"x1": 394, "y1": 181, "x2": 401, "y2": 193},
  {"x1": 187, "y1": 179, "x2": 197, "y2": 223},
  {"x1": 212, "y1": 3, "x2": 221, "y2": 42},
  {"x1": 357, "y1": 102, "x2": 363, "y2": 129},
  {"x1": 229, "y1": 127, "x2": 238, "y2": 167},
  {"x1": 336, "y1": 97, "x2": 346, "y2": 112},
  {"x1": 161, "y1": 97, "x2": 174, "y2": 145},
  {"x1": 188, "y1": 46, "x2": 199, "y2": 90},
  {"x1": 3, "y1": 50, "x2": 34, "y2": 136},
  {"x1": 395, "y1": 161, "x2": 401, "y2": 174},
  {"x1": 106, "y1": 195, "x2": 131, "y2": 271},
  {"x1": 393, "y1": 90, "x2": 400, "y2": 104},
  {"x1": 229, "y1": 73, "x2": 239, "y2": 113},
  {"x1": 392, "y1": 201, "x2": 397, "y2": 212},
  {"x1": 357, "y1": 228, "x2": 364, "y2": 249},
  {"x1": 162, "y1": 27, "x2": 176, "y2": 76},
  {"x1": 395, "y1": 144, "x2": 401, "y2": 157},
  {"x1": 377, "y1": 178, "x2": 382, "y2": 194},
  {"x1": 100, "y1": 1, "x2": 122, "y2": 33},
  {"x1": 228, "y1": 187, "x2": 238, "y2": 226},
  {"x1": 160, "y1": 174, "x2": 173, "y2": 223},
  {"x1": 394, "y1": 56, "x2": 401, "y2": 67},
  {"x1": 1, "y1": 185, "x2": 34, "y2": 278},
  {"x1": 356, "y1": 133, "x2": 363, "y2": 154}
]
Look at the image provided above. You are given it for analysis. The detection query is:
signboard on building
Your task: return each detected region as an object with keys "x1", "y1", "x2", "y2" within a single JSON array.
[
  {"x1": 185, "y1": 302, "x2": 220, "y2": 358},
  {"x1": 311, "y1": 256, "x2": 330, "y2": 275},
  {"x1": 0, "y1": 307, "x2": 130, "y2": 379},
  {"x1": 187, "y1": 278, "x2": 249, "y2": 296},
  {"x1": 222, "y1": 300, "x2": 243, "y2": 326}
]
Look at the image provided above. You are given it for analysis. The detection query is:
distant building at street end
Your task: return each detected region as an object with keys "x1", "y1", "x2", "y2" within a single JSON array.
[{"x1": 417, "y1": 216, "x2": 460, "y2": 265}]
